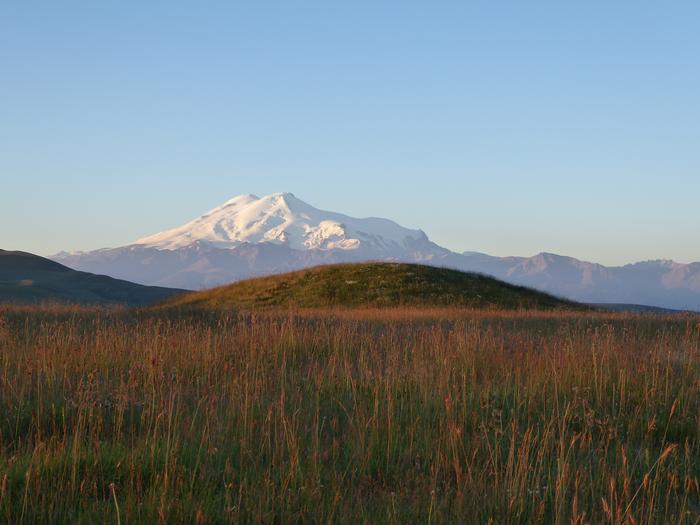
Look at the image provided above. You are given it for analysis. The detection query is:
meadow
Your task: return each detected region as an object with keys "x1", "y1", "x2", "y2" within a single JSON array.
[{"x1": 0, "y1": 305, "x2": 698, "y2": 523}]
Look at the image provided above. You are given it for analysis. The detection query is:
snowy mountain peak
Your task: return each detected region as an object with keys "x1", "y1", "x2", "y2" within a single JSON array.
[
  {"x1": 134, "y1": 192, "x2": 429, "y2": 252},
  {"x1": 221, "y1": 193, "x2": 260, "y2": 207}
]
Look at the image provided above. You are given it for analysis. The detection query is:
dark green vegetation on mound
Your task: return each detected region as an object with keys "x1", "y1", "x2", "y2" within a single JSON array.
[
  {"x1": 161, "y1": 262, "x2": 583, "y2": 310},
  {"x1": 0, "y1": 249, "x2": 185, "y2": 306}
]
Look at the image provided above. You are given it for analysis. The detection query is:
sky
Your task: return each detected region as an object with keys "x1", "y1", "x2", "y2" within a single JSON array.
[{"x1": 1, "y1": 2, "x2": 699, "y2": 265}]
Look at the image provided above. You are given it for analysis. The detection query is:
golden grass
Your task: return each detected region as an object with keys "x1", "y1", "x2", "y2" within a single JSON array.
[{"x1": 0, "y1": 305, "x2": 698, "y2": 523}]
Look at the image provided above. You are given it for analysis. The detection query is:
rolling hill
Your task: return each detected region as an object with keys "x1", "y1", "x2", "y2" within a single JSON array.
[
  {"x1": 159, "y1": 262, "x2": 582, "y2": 310},
  {"x1": 0, "y1": 250, "x2": 185, "y2": 306}
]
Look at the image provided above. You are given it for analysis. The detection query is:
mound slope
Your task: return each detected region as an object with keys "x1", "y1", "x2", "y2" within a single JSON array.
[
  {"x1": 0, "y1": 250, "x2": 185, "y2": 306},
  {"x1": 160, "y1": 262, "x2": 582, "y2": 310}
]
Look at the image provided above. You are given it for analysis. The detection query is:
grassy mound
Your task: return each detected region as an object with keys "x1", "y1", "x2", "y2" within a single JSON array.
[{"x1": 159, "y1": 262, "x2": 581, "y2": 310}]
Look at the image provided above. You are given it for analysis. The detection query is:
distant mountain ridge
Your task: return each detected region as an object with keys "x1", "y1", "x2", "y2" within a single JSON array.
[
  {"x1": 458, "y1": 252, "x2": 700, "y2": 311},
  {"x1": 52, "y1": 193, "x2": 700, "y2": 311}
]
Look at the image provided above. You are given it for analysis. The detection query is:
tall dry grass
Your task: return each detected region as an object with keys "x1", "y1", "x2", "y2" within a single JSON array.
[{"x1": 0, "y1": 306, "x2": 698, "y2": 523}]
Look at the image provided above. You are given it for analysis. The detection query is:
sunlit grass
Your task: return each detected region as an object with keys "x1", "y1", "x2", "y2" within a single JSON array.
[{"x1": 0, "y1": 306, "x2": 698, "y2": 523}]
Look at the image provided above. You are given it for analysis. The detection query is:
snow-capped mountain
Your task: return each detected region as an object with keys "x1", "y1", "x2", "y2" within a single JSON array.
[
  {"x1": 134, "y1": 192, "x2": 434, "y2": 256},
  {"x1": 53, "y1": 193, "x2": 451, "y2": 290},
  {"x1": 52, "y1": 192, "x2": 700, "y2": 310}
]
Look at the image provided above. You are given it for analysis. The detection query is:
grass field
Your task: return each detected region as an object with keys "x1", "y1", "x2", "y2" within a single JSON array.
[{"x1": 0, "y1": 305, "x2": 698, "y2": 523}]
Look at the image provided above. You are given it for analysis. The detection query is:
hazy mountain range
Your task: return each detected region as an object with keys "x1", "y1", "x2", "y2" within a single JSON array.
[{"x1": 52, "y1": 193, "x2": 700, "y2": 311}]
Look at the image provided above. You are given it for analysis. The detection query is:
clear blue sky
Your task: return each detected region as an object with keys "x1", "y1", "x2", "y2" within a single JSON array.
[{"x1": 2, "y1": 2, "x2": 698, "y2": 265}]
